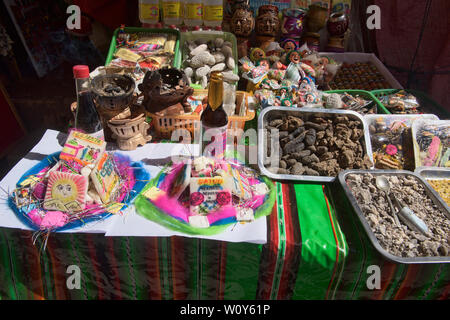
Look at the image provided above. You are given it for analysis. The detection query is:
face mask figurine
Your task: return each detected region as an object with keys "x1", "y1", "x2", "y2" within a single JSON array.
[
  {"x1": 231, "y1": 7, "x2": 255, "y2": 58},
  {"x1": 255, "y1": 5, "x2": 280, "y2": 52}
]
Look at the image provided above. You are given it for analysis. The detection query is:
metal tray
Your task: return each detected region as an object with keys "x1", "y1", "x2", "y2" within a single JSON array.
[
  {"x1": 415, "y1": 166, "x2": 450, "y2": 208},
  {"x1": 415, "y1": 166, "x2": 450, "y2": 180},
  {"x1": 258, "y1": 107, "x2": 374, "y2": 183},
  {"x1": 338, "y1": 169, "x2": 450, "y2": 264}
]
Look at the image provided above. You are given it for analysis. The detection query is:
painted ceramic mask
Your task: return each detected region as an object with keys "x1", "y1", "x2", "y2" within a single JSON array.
[
  {"x1": 256, "y1": 5, "x2": 280, "y2": 37},
  {"x1": 231, "y1": 8, "x2": 254, "y2": 37}
]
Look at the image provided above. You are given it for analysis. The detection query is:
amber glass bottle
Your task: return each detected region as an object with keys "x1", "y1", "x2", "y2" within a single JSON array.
[{"x1": 200, "y1": 72, "x2": 228, "y2": 158}]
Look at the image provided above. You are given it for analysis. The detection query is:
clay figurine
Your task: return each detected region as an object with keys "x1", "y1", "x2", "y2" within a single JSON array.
[
  {"x1": 249, "y1": 47, "x2": 266, "y2": 63},
  {"x1": 255, "y1": 5, "x2": 280, "y2": 51},
  {"x1": 230, "y1": 7, "x2": 255, "y2": 59},
  {"x1": 138, "y1": 68, "x2": 194, "y2": 113},
  {"x1": 107, "y1": 107, "x2": 152, "y2": 151}
]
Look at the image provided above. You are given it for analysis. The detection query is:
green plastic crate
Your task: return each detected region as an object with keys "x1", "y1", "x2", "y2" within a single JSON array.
[
  {"x1": 105, "y1": 27, "x2": 181, "y2": 68},
  {"x1": 371, "y1": 89, "x2": 449, "y2": 119},
  {"x1": 325, "y1": 89, "x2": 390, "y2": 114}
]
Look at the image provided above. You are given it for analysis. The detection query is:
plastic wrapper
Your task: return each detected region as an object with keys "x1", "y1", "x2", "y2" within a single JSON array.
[
  {"x1": 365, "y1": 114, "x2": 439, "y2": 170},
  {"x1": 413, "y1": 120, "x2": 450, "y2": 168},
  {"x1": 377, "y1": 90, "x2": 421, "y2": 114}
]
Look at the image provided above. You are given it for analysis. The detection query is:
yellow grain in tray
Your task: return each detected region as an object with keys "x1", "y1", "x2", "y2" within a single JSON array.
[{"x1": 427, "y1": 179, "x2": 450, "y2": 206}]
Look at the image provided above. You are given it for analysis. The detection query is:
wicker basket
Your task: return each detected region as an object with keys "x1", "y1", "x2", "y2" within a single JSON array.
[{"x1": 147, "y1": 91, "x2": 255, "y2": 140}]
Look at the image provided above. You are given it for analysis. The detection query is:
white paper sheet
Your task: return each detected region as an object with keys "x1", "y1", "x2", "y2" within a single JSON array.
[
  {"x1": 105, "y1": 206, "x2": 268, "y2": 244},
  {"x1": 0, "y1": 130, "x2": 268, "y2": 244}
]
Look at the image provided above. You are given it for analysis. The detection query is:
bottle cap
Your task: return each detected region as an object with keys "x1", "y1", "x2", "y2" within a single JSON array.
[{"x1": 73, "y1": 65, "x2": 90, "y2": 79}]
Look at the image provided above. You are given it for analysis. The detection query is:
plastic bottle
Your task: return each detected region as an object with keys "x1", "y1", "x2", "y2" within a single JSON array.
[
  {"x1": 72, "y1": 65, "x2": 104, "y2": 140},
  {"x1": 203, "y1": 0, "x2": 223, "y2": 28},
  {"x1": 184, "y1": 0, "x2": 203, "y2": 27},
  {"x1": 162, "y1": 0, "x2": 182, "y2": 26},
  {"x1": 138, "y1": 0, "x2": 160, "y2": 26}
]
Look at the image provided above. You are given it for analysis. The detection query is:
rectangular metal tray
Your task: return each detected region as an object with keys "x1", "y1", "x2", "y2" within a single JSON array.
[
  {"x1": 415, "y1": 166, "x2": 450, "y2": 180},
  {"x1": 338, "y1": 169, "x2": 450, "y2": 264},
  {"x1": 257, "y1": 106, "x2": 374, "y2": 183},
  {"x1": 415, "y1": 166, "x2": 450, "y2": 207}
]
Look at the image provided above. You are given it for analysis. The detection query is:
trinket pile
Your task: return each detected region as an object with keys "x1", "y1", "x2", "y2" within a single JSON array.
[
  {"x1": 9, "y1": 131, "x2": 148, "y2": 232},
  {"x1": 329, "y1": 62, "x2": 390, "y2": 90},
  {"x1": 241, "y1": 44, "x2": 341, "y2": 108},
  {"x1": 110, "y1": 30, "x2": 177, "y2": 72},
  {"x1": 368, "y1": 118, "x2": 414, "y2": 170},
  {"x1": 135, "y1": 157, "x2": 275, "y2": 235},
  {"x1": 264, "y1": 114, "x2": 373, "y2": 176},
  {"x1": 347, "y1": 173, "x2": 450, "y2": 258}
]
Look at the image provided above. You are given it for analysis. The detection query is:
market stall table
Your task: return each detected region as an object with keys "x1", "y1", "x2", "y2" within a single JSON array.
[{"x1": 0, "y1": 130, "x2": 448, "y2": 300}]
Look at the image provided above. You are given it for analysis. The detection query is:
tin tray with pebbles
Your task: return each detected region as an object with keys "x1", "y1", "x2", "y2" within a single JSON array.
[
  {"x1": 340, "y1": 170, "x2": 450, "y2": 263},
  {"x1": 258, "y1": 107, "x2": 374, "y2": 183}
]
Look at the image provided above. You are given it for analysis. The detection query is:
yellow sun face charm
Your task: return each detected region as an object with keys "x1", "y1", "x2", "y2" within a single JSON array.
[{"x1": 44, "y1": 172, "x2": 88, "y2": 212}]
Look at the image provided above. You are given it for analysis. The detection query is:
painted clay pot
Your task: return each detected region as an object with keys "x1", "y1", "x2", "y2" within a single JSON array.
[
  {"x1": 303, "y1": 5, "x2": 328, "y2": 51},
  {"x1": 326, "y1": 11, "x2": 349, "y2": 52},
  {"x1": 305, "y1": 4, "x2": 328, "y2": 34},
  {"x1": 281, "y1": 8, "x2": 307, "y2": 41},
  {"x1": 327, "y1": 11, "x2": 349, "y2": 37}
]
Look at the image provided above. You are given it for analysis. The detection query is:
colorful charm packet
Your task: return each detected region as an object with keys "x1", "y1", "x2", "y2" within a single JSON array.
[
  {"x1": 90, "y1": 153, "x2": 121, "y2": 204},
  {"x1": 60, "y1": 130, "x2": 106, "y2": 166},
  {"x1": 43, "y1": 171, "x2": 88, "y2": 212}
]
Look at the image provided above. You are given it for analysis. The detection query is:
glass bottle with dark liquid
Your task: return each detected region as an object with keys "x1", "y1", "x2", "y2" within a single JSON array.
[
  {"x1": 73, "y1": 65, "x2": 104, "y2": 139},
  {"x1": 200, "y1": 72, "x2": 228, "y2": 158}
]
